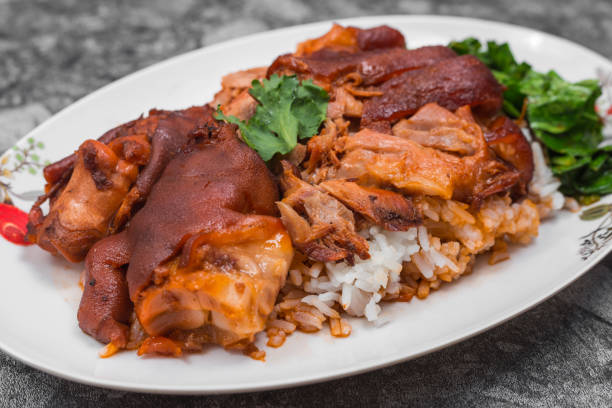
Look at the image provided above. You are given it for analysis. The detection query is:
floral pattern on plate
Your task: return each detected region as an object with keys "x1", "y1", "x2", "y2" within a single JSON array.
[{"x1": 0, "y1": 137, "x2": 48, "y2": 246}]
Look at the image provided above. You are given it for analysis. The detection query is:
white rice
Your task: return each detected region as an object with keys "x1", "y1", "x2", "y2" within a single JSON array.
[
  {"x1": 299, "y1": 225, "x2": 453, "y2": 322},
  {"x1": 289, "y1": 269, "x2": 303, "y2": 286},
  {"x1": 301, "y1": 295, "x2": 340, "y2": 318}
]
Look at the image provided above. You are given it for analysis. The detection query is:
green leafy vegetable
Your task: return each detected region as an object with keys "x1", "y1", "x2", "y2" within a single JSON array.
[
  {"x1": 215, "y1": 74, "x2": 329, "y2": 161},
  {"x1": 449, "y1": 38, "x2": 608, "y2": 200}
]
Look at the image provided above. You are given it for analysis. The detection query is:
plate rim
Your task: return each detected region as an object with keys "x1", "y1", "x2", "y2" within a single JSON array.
[{"x1": 2, "y1": 14, "x2": 611, "y2": 395}]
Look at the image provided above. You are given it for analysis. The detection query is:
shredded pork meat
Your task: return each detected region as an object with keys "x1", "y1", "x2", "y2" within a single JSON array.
[
  {"x1": 319, "y1": 179, "x2": 421, "y2": 231},
  {"x1": 312, "y1": 104, "x2": 522, "y2": 207},
  {"x1": 278, "y1": 161, "x2": 369, "y2": 264}
]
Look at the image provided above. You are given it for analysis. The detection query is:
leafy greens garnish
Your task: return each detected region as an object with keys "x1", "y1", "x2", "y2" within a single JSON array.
[
  {"x1": 449, "y1": 38, "x2": 608, "y2": 201},
  {"x1": 215, "y1": 74, "x2": 329, "y2": 161}
]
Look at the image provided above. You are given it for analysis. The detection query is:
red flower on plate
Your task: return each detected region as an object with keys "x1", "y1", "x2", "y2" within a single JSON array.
[{"x1": 0, "y1": 203, "x2": 32, "y2": 246}]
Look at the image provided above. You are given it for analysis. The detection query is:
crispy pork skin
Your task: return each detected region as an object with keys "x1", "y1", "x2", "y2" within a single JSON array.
[
  {"x1": 135, "y1": 216, "x2": 292, "y2": 347},
  {"x1": 30, "y1": 140, "x2": 140, "y2": 262},
  {"x1": 28, "y1": 106, "x2": 217, "y2": 262},
  {"x1": 77, "y1": 231, "x2": 132, "y2": 346},
  {"x1": 78, "y1": 122, "x2": 293, "y2": 353},
  {"x1": 125, "y1": 125, "x2": 280, "y2": 299},
  {"x1": 361, "y1": 55, "x2": 504, "y2": 128},
  {"x1": 268, "y1": 46, "x2": 457, "y2": 87},
  {"x1": 294, "y1": 24, "x2": 405, "y2": 56}
]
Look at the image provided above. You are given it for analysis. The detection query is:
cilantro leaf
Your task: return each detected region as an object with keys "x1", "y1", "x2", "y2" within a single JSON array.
[
  {"x1": 215, "y1": 74, "x2": 329, "y2": 161},
  {"x1": 448, "y1": 38, "x2": 483, "y2": 58}
]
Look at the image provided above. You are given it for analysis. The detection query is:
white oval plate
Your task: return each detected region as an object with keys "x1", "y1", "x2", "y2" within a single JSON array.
[{"x1": 1, "y1": 15, "x2": 612, "y2": 394}]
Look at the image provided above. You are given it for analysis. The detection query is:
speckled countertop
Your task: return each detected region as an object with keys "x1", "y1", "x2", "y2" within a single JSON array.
[{"x1": 1, "y1": 1, "x2": 611, "y2": 407}]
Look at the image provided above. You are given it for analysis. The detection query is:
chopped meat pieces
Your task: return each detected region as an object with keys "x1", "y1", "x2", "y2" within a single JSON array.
[
  {"x1": 278, "y1": 161, "x2": 369, "y2": 264},
  {"x1": 328, "y1": 104, "x2": 523, "y2": 206},
  {"x1": 319, "y1": 179, "x2": 421, "y2": 231}
]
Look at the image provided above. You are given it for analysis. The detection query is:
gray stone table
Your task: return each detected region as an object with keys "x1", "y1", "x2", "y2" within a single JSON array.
[{"x1": 0, "y1": 0, "x2": 611, "y2": 406}]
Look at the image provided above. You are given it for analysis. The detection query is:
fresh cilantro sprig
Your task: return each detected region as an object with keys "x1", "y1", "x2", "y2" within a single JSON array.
[
  {"x1": 450, "y1": 38, "x2": 607, "y2": 201},
  {"x1": 215, "y1": 74, "x2": 329, "y2": 161}
]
